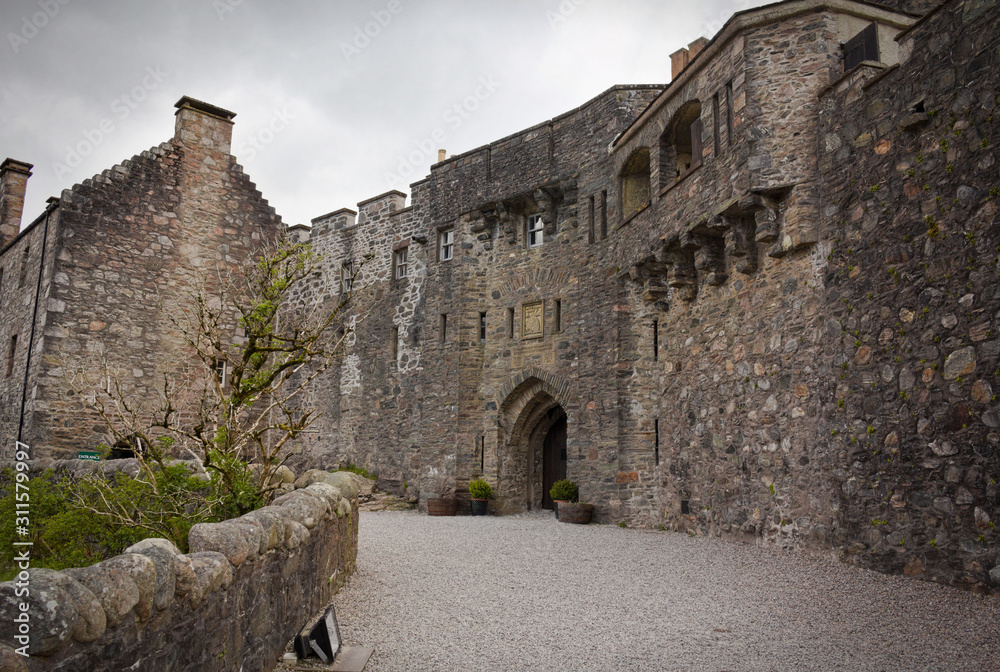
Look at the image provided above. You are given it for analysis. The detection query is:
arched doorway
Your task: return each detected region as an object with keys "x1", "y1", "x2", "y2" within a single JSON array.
[{"x1": 494, "y1": 373, "x2": 572, "y2": 514}]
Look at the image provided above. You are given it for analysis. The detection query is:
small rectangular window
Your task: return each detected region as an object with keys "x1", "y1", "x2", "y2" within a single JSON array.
[
  {"x1": 391, "y1": 326, "x2": 399, "y2": 361},
  {"x1": 18, "y1": 246, "x2": 29, "y2": 288},
  {"x1": 553, "y1": 299, "x2": 562, "y2": 333},
  {"x1": 479, "y1": 312, "x2": 487, "y2": 342},
  {"x1": 479, "y1": 436, "x2": 485, "y2": 471},
  {"x1": 439, "y1": 313, "x2": 447, "y2": 343},
  {"x1": 439, "y1": 228, "x2": 454, "y2": 261},
  {"x1": 526, "y1": 214, "x2": 544, "y2": 248},
  {"x1": 507, "y1": 307, "x2": 515, "y2": 339},
  {"x1": 394, "y1": 248, "x2": 408, "y2": 279},
  {"x1": 600, "y1": 191, "x2": 608, "y2": 240},
  {"x1": 654, "y1": 418, "x2": 660, "y2": 466},
  {"x1": 215, "y1": 358, "x2": 227, "y2": 388},
  {"x1": 341, "y1": 260, "x2": 354, "y2": 294},
  {"x1": 6, "y1": 334, "x2": 16, "y2": 377}
]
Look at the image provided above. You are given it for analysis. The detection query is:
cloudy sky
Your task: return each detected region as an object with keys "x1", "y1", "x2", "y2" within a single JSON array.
[{"x1": 1, "y1": 0, "x2": 769, "y2": 228}]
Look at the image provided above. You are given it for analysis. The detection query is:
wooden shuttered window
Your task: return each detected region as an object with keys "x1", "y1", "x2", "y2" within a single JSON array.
[{"x1": 843, "y1": 23, "x2": 879, "y2": 71}]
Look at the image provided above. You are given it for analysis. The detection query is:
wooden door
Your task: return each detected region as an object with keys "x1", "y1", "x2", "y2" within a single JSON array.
[{"x1": 541, "y1": 415, "x2": 567, "y2": 509}]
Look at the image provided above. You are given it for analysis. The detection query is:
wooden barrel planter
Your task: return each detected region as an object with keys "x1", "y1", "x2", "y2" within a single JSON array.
[
  {"x1": 427, "y1": 498, "x2": 458, "y2": 516},
  {"x1": 557, "y1": 502, "x2": 594, "y2": 524}
]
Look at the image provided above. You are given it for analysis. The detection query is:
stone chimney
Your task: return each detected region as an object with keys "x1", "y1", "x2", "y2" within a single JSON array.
[
  {"x1": 173, "y1": 96, "x2": 237, "y2": 155},
  {"x1": 0, "y1": 158, "x2": 32, "y2": 247},
  {"x1": 688, "y1": 37, "x2": 710, "y2": 61},
  {"x1": 670, "y1": 48, "x2": 690, "y2": 80},
  {"x1": 438, "y1": 149, "x2": 447, "y2": 163}
]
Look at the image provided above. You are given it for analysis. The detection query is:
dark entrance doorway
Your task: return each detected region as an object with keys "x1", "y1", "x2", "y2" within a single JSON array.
[{"x1": 541, "y1": 411, "x2": 567, "y2": 509}]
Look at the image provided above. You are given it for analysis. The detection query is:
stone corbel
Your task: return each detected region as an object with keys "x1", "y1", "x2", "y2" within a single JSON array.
[
  {"x1": 534, "y1": 188, "x2": 558, "y2": 238},
  {"x1": 739, "y1": 192, "x2": 784, "y2": 258},
  {"x1": 664, "y1": 238, "x2": 697, "y2": 302},
  {"x1": 724, "y1": 215, "x2": 758, "y2": 274},
  {"x1": 691, "y1": 234, "x2": 727, "y2": 287}
]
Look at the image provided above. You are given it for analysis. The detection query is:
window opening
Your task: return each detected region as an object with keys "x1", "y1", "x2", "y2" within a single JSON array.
[
  {"x1": 439, "y1": 228, "x2": 454, "y2": 261},
  {"x1": 843, "y1": 23, "x2": 879, "y2": 71},
  {"x1": 479, "y1": 312, "x2": 487, "y2": 342},
  {"x1": 526, "y1": 214, "x2": 544, "y2": 248},
  {"x1": 620, "y1": 148, "x2": 651, "y2": 220},
  {"x1": 553, "y1": 299, "x2": 562, "y2": 333},
  {"x1": 394, "y1": 248, "x2": 408, "y2": 279}
]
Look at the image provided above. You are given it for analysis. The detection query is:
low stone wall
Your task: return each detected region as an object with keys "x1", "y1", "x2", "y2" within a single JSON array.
[{"x1": 0, "y1": 470, "x2": 360, "y2": 672}]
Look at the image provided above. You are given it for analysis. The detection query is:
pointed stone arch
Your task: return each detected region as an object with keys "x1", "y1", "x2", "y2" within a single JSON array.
[{"x1": 493, "y1": 368, "x2": 575, "y2": 514}]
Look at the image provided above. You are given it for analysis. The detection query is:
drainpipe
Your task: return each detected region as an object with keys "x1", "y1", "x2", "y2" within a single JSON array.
[{"x1": 18, "y1": 197, "x2": 57, "y2": 445}]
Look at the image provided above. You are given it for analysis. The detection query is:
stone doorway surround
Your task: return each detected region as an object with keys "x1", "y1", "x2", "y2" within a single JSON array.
[{"x1": 493, "y1": 369, "x2": 574, "y2": 514}]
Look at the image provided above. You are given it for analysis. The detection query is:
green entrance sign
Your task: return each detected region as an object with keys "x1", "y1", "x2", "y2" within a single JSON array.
[{"x1": 77, "y1": 450, "x2": 102, "y2": 462}]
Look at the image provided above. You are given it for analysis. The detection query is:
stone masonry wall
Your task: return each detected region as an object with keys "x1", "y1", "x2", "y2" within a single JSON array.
[
  {"x1": 815, "y1": 0, "x2": 1000, "y2": 588},
  {"x1": 0, "y1": 470, "x2": 360, "y2": 672},
  {"x1": 0, "y1": 98, "x2": 284, "y2": 459}
]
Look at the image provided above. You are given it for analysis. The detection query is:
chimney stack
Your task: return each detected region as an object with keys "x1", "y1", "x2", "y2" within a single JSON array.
[
  {"x1": 173, "y1": 96, "x2": 237, "y2": 155},
  {"x1": 670, "y1": 48, "x2": 690, "y2": 80},
  {"x1": 437, "y1": 149, "x2": 447, "y2": 163},
  {"x1": 0, "y1": 158, "x2": 32, "y2": 247},
  {"x1": 688, "y1": 37, "x2": 710, "y2": 61}
]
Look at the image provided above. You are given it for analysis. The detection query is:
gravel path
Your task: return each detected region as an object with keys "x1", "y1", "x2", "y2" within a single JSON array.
[{"x1": 331, "y1": 510, "x2": 1000, "y2": 672}]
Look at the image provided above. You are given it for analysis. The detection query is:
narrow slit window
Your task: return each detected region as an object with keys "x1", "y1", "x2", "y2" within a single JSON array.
[
  {"x1": 725, "y1": 80, "x2": 735, "y2": 147},
  {"x1": 588, "y1": 196, "x2": 595, "y2": 245},
  {"x1": 712, "y1": 92, "x2": 721, "y2": 157},
  {"x1": 654, "y1": 418, "x2": 660, "y2": 466},
  {"x1": 439, "y1": 313, "x2": 447, "y2": 344},
  {"x1": 479, "y1": 436, "x2": 485, "y2": 471},
  {"x1": 479, "y1": 312, "x2": 487, "y2": 343},
  {"x1": 653, "y1": 320, "x2": 659, "y2": 361},
  {"x1": 6, "y1": 334, "x2": 16, "y2": 377},
  {"x1": 507, "y1": 307, "x2": 515, "y2": 339},
  {"x1": 553, "y1": 299, "x2": 562, "y2": 333},
  {"x1": 391, "y1": 326, "x2": 399, "y2": 361},
  {"x1": 600, "y1": 191, "x2": 608, "y2": 240}
]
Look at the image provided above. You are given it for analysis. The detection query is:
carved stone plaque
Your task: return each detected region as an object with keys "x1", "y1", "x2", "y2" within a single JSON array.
[{"x1": 521, "y1": 301, "x2": 544, "y2": 339}]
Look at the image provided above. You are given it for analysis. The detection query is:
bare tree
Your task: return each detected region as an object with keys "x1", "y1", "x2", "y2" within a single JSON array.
[{"x1": 73, "y1": 240, "x2": 363, "y2": 523}]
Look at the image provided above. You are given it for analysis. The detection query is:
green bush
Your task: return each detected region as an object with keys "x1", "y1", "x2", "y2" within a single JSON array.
[
  {"x1": 469, "y1": 478, "x2": 492, "y2": 500},
  {"x1": 0, "y1": 469, "x2": 151, "y2": 581},
  {"x1": 549, "y1": 479, "x2": 578, "y2": 502}
]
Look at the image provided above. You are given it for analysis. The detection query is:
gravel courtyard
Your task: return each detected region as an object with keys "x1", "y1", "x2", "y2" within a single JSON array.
[{"x1": 330, "y1": 510, "x2": 1000, "y2": 672}]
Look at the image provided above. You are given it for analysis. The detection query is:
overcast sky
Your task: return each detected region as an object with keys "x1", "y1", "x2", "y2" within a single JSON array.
[{"x1": 1, "y1": 0, "x2": 770, "y2": 228}]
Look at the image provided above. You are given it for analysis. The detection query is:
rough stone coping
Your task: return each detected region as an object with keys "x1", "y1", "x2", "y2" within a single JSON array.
[{"x1": 0, "y1": 470, "x2": 359, "y2": 658}]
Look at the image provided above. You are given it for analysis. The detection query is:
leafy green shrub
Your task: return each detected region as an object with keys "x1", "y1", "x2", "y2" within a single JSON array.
[
  {"x1": 0, "y1": 469, "x2": 150, "y2": 581},
  {"x1": 469, "y1": 478, "x2": 492, "y2": 500},
  {"x1": 549, "y1": 479, "x2": 578, "y2": 502}
]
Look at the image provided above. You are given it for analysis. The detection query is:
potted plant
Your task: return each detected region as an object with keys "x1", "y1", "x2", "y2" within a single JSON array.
[
  {"x1": 469, "y1": 477, "x2": 492, "y2": 516},
  {"x1": 549, "y1": 479, "x2": 578, "y2": 520}
]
